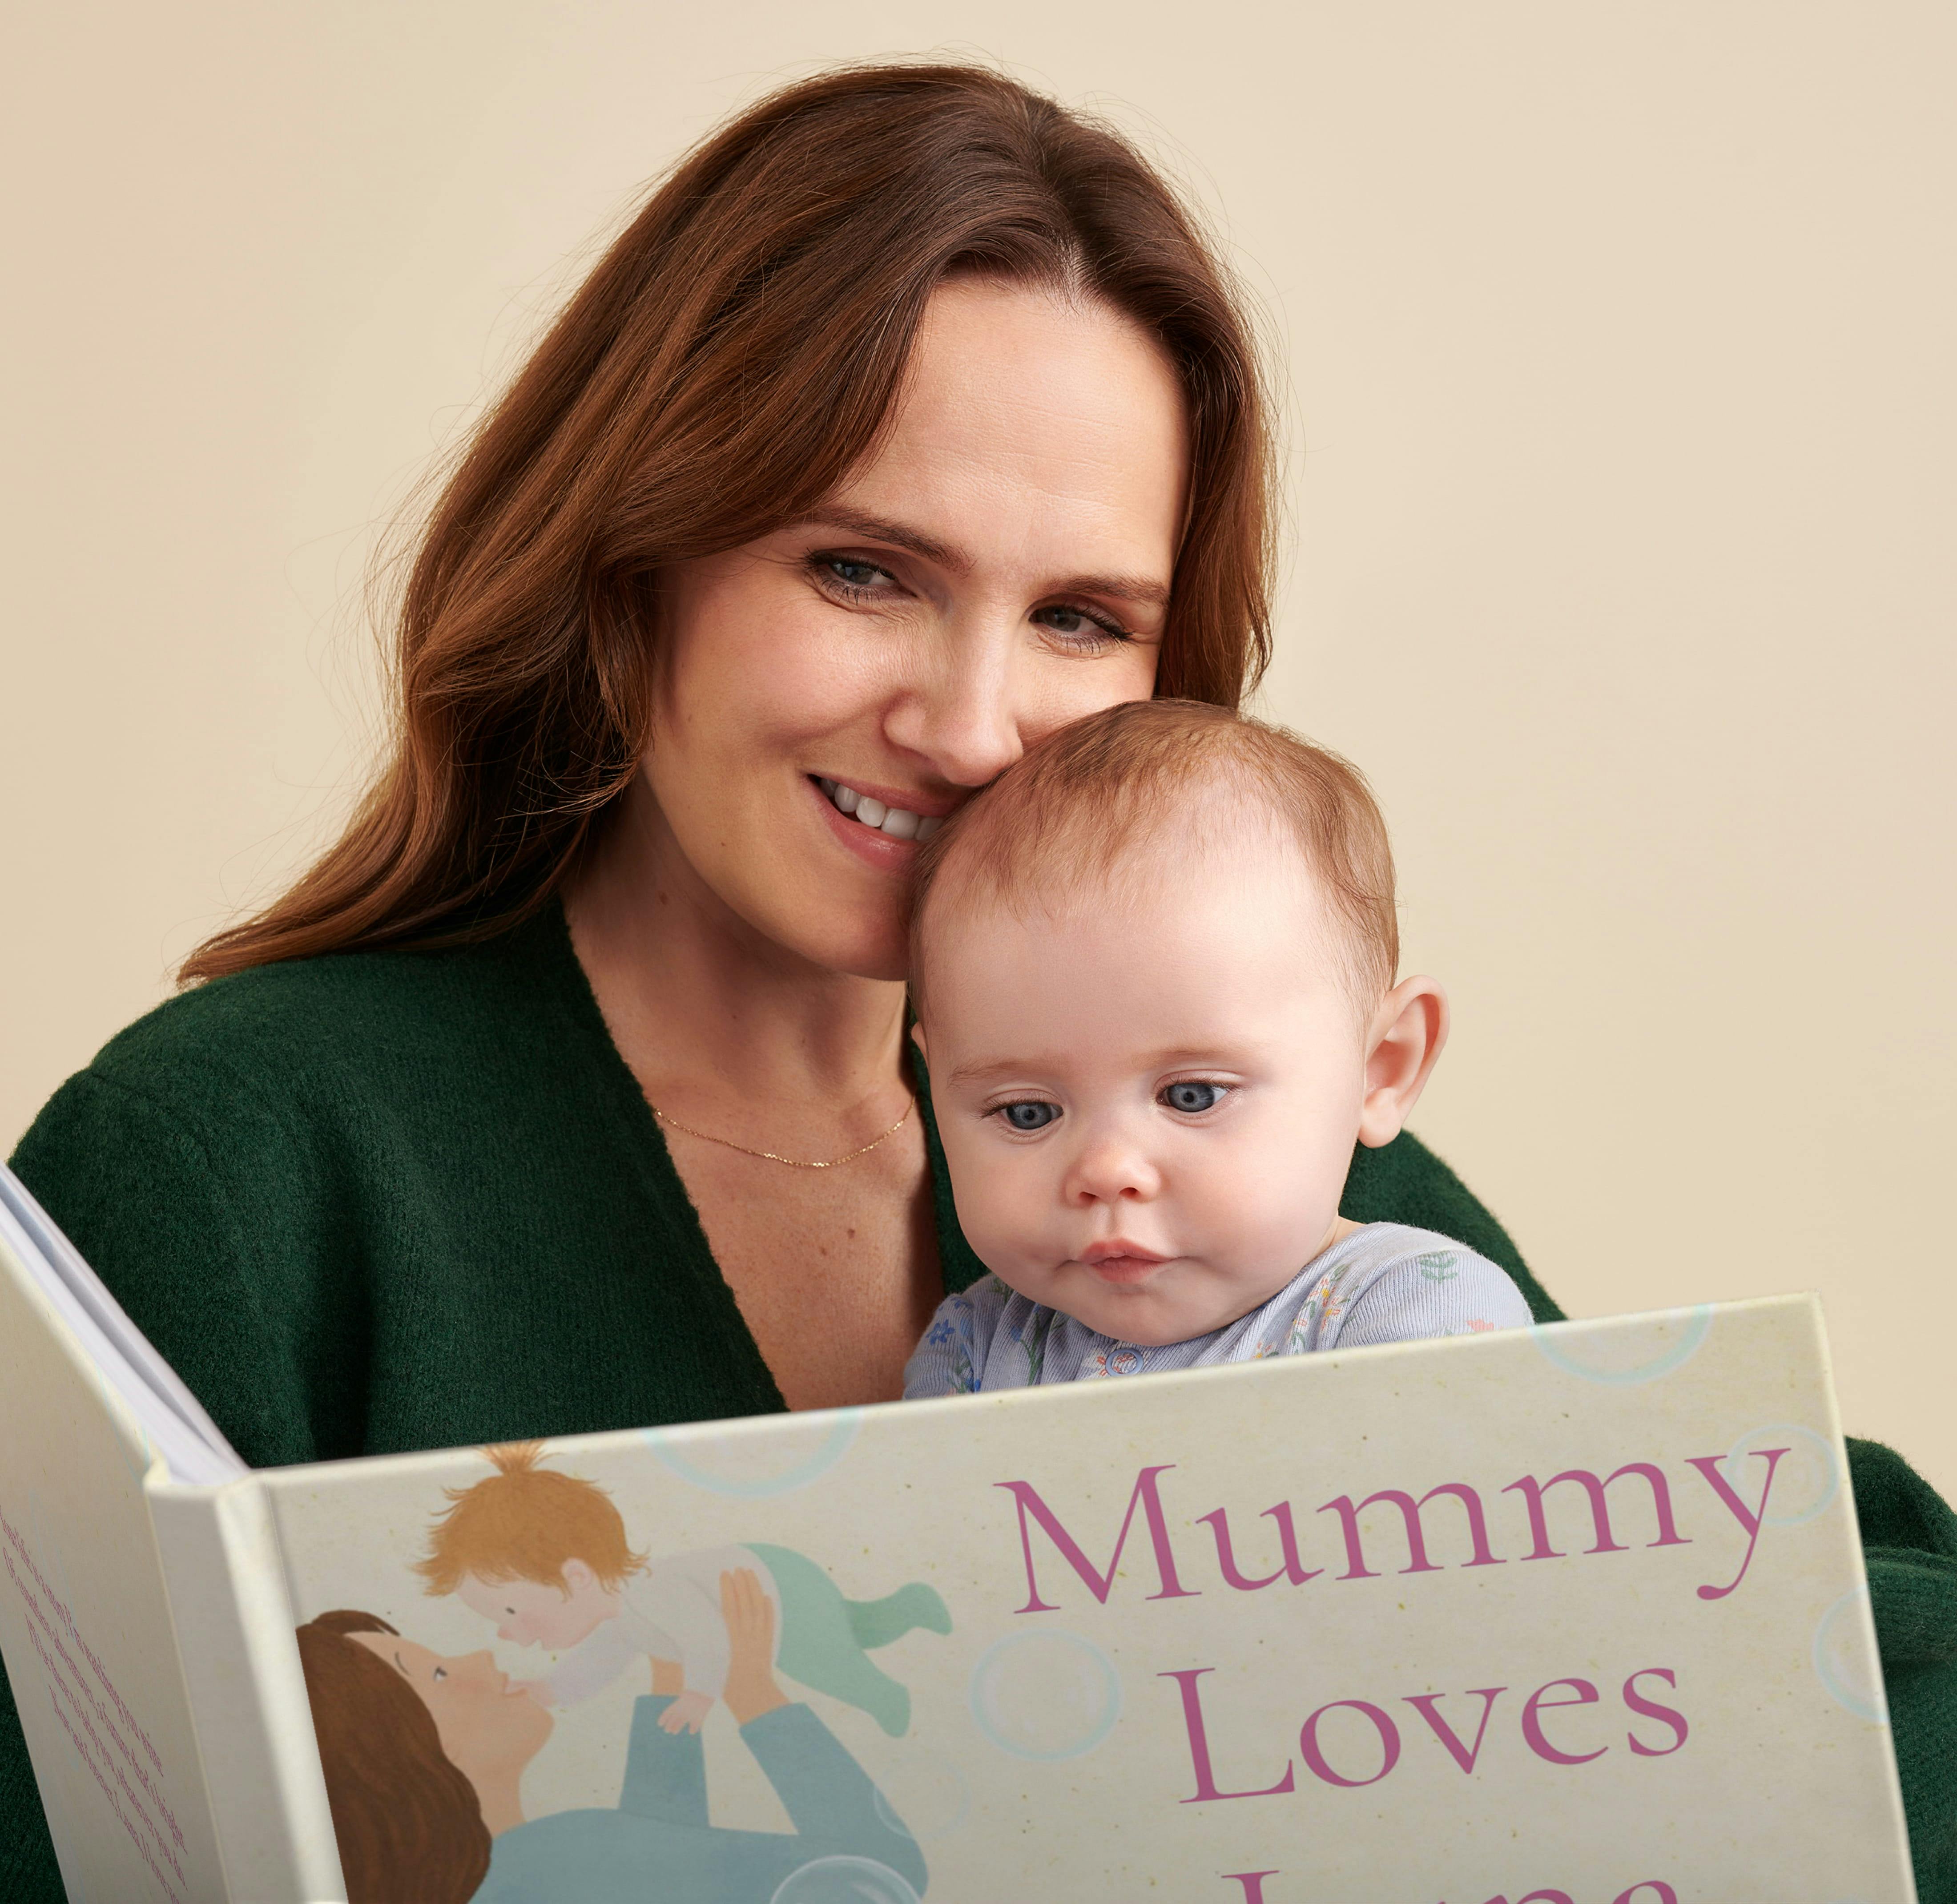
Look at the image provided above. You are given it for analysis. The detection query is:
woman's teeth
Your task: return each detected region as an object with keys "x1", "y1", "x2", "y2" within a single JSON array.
[{"x1": 818, "y1": 779, "x2": 942, "y2": 842}]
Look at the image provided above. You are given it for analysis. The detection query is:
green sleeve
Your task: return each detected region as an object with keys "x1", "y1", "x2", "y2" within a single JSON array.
[
  {"x1": 1851, "y1": 1439, "x2": 1957, "y2": 1901},
  {"x1": 9, "y1": 1068, "x2": 354, "y2": 1467}
]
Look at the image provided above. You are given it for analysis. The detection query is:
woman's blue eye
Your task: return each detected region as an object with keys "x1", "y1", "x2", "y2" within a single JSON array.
[
  {"x1": 822, "y1": 557, "x2": 888, "y2": 589},
  {"x1": 1161, "y1": 1081, "x2": 1224, "y2": 1114},
  {"x1": 999, "y1": 1101, "x2": 1059, "y2": 1132},
  {"x1": 1033, "y1": 604, "x2": 1126, "y2": 643}
]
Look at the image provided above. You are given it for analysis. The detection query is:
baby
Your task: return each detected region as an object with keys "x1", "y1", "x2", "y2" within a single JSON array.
[
  {"x1": 902, "y1": 698, "x2": 1531, "y2": 1399},
  {"x1": 417, "y1": 1442, "x2": 948, "y2": 1735}
]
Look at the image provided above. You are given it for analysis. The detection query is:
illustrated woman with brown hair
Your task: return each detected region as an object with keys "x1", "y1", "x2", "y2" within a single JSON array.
[
  {"x1": 5, "y1": 60, "x2": 1952, "y2": 1898},
  {"x1": 297, "y1": 1570, "x2": 922, "y2": 1903}
]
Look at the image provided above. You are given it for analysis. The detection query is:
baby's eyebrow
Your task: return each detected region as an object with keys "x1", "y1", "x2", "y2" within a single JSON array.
[
  {"x1": 947, "y1": 1044, "x2": 1260, "y2": 1088},
  {"x1": 945, "y1": 1058, "x2": 1048, "y2": 1088}
]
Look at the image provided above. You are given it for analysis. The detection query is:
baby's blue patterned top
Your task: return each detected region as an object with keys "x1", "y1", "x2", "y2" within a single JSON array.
[{"x1": 902, "y1": 1223, "x2": 1531, "y2": 1398}]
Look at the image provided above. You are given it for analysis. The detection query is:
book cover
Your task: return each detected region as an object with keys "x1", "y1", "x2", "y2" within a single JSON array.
[{"x1": 0, "y1": 1166, "x2": 1917, "y2": 1901}]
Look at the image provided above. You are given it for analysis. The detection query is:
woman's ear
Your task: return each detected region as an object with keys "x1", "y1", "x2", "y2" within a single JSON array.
[{"x1": 1357, "y1": 976, "x2": 1449, "y2": 1149}]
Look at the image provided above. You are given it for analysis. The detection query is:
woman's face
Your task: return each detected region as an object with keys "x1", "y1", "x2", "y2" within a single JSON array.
[
  {"x1": 645, "y1": 278, "x2": 1188, "y2": 980},
  {"x1": 350, "y1": 1632, "x2": 552, "y2": 1784}
]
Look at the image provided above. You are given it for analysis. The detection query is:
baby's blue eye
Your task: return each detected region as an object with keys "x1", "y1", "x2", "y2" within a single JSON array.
[
  {"x1": 1161, "y1": 1081, "x2": 1225, "y2": 1114},
  {"x1": 998, "y1": 1101, "x2": 1059, "y2": 1132}
]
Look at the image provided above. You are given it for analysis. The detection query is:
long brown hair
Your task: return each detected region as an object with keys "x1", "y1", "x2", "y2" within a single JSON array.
[
  {"x1": 296, "y1": 1610, "x2": 491, "y2": 1904},
  {"x1": 185, "y1": 61, "x2": 1275, "y2": 981}
]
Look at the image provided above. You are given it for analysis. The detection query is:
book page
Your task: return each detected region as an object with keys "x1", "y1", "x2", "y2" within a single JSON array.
[{"x1": 259, "y1": 1294, "x2": 1911, "y2": 1903}]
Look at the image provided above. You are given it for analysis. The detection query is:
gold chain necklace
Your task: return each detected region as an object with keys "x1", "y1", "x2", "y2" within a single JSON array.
[{"x1": 648, "y1": 1095, "x2": 914, "y2": 1169}]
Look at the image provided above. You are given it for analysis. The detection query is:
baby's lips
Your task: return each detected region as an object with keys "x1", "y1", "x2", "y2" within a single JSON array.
[{"x1": 1075, "y1": 1237, "x2": 1169, "y2": 1267}]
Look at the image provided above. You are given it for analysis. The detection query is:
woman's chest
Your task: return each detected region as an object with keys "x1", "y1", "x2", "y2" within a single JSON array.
[{"x1": 664, "y1": 1133, "x2": 942, "y2": 1412}]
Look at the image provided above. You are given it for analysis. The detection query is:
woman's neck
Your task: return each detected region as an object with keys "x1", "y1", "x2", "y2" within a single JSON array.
[
  {"x1": 473, "y1": 1767, "x2": 527, "y2": 1837},
  {"x1": 564, "y1": 779, "x2": 911, "y2": 1125}
]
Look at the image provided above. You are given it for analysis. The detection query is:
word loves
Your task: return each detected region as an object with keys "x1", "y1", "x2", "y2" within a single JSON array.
[
  {"x1": 992, "y1": 1450, "x2": 1789, "y2": 1890},
  {"x1": 1164, "y1": 1662, "x2": 1687, "y2": 1799}
]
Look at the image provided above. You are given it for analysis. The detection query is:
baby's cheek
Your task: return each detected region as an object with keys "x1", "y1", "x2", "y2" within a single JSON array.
[
  {"x1": 954, "y1": 1147, "x2": 1043, "y2": 1253},
  {"x1": 1201, "y1": 1143, "x2": 1329, "y2": 1266}
]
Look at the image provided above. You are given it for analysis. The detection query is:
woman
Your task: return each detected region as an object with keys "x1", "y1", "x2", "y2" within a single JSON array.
[
  {"x1": 2, "y1": 61, "x2": 1951, "y2": 1899},
  {"x1": 299, "y1": 1569, "x2": 925, "y2": 1902}
]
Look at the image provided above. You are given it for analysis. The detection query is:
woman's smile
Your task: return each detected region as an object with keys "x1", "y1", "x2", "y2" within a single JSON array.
[
  {"x1": 808, "y1": 774, "x2": 952, "y2": 873},
  {"x1": 813, "y1": 775, "x2": 952, "y2": 842}
]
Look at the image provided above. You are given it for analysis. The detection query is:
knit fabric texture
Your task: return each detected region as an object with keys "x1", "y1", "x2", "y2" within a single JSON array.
[{"x1": 3, "y1": 905, "x2": 1949, "y2": 1898}]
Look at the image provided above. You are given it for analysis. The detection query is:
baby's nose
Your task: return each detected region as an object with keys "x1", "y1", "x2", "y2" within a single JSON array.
[{"x1": 1064, "y1": 1130, "x2": 1163, "y2": 1203}]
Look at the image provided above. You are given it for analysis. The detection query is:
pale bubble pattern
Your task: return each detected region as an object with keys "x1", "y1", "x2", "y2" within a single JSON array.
[
  {"x1": 641, "y1": 1408, "x2": 860, "y2": 1497},
  {"x1": 769, "y1": 1856, "x2": 922, "y2": 1904},
  {"x1": 1532, "y1": 1306, "x2": 1712, "y2": 1386},
  {"x1": 1721, "y1": 1424, "x2": 1839, "y2": 1527},
  {"x1": 1813, "y1": 1586, "x2": 1889, "y2": 1724},
  {"x1": 871, "y1": 1749, "x2": 970, "y2": 1839},
  {"x1": 969, "y1": 1629, "x2": 1121, "y2": 1761}
]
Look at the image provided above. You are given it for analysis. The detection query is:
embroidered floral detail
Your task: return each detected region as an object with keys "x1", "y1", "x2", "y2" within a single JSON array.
[
  {"x1": 926, "y1": 1318, "x2": 958, "y2": 1348},
  {"x1": 1416, "y1": 1251, "x2": 1460, "y2": 1282},
  {"x1": 1305, "y1": 1267, "x2": 1352, "y2": 1326}
]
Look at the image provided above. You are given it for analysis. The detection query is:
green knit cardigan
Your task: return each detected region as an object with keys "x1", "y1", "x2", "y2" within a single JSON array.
[{"x1": 5, "y1": 906, "x2": 1953, "y2": 1900}]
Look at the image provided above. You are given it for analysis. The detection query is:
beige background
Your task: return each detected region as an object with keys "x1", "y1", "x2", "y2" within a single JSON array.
[{"x1": 3, "y1": 5, "x2": 1950, "y2": 1493}]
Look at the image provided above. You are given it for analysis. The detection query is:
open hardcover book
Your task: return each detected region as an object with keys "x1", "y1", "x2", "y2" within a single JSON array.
[{"x1": 0, "y1": 1162, "x2": 1918, "y2": 1904}]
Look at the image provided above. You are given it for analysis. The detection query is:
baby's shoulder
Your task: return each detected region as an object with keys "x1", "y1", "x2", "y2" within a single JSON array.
[
  {"x1": 1340, "y1": 1222, "x2": 1500, "y2": 1275},
  {"x1": 1315, "y1": 1224, "x2": 1533, "y2": 1344}
]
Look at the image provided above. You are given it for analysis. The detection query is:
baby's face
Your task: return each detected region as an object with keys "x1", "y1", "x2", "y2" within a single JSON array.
[
  {"x1": 458, "y1": 1568, "x2": 614, "y2": 1651},
  {"x1": 920, "y1": 833, "x2": 1373, "y2": 1347}
]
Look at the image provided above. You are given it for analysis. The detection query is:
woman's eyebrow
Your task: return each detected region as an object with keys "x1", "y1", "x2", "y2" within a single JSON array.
[
  {"x1": 797, "y1": 508, "x2": 1171, "y2": 609},
  {"x1": 798, "y1": 507, "x2": 964, "y2": 569},
  {"x1": 1063, "y1": 572, "x2": 1171, "y2": 610}
]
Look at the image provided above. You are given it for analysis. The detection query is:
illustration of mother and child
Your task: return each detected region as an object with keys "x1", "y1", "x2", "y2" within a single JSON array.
[{"x1": 295, "y1": 1444, "x2": 946, "y2": 1904}]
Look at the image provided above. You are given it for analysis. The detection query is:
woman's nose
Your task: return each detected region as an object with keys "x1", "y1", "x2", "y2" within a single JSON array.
[
  {"x1": 1063, "y1": 1125, "x2": 1164, "y2": 1206},
  {"x1": 882, "y1": 617, "x2": 1024, "y2": 789}
]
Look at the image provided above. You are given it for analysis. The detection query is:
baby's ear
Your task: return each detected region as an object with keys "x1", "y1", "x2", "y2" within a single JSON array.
[{"x1": 1357, "y1": 976, "x2": 1449, "y2": 1149}]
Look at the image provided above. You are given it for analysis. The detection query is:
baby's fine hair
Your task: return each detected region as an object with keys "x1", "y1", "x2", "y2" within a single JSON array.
[
  {"x1": 909, "y1": 698, "x2": 1397, "y2": 1009},
  {"x1": 413, "y1": 1442, "x2": 648, "y2": 1596}
]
